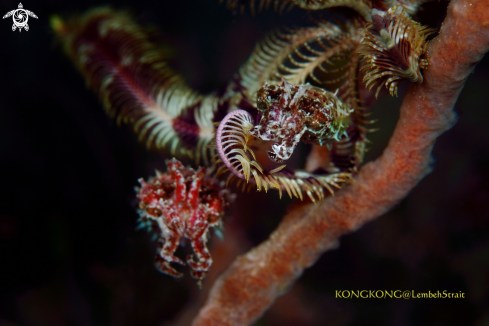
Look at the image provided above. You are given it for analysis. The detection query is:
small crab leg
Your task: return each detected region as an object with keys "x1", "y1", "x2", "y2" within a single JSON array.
[
  {"x1": 186, "y1": 216, "x2": 213, "y2": 284},
  {"x1": 187, "y1": 242, "x2": 212, "y2": 284},
  {"x1": 187, "y1": 168, "x2": 206, "y2": 208},
  {"x1": 168, "y1": 160, "x2": 187, "y2": 204},
  {"x1": 187, "y1": 230, "x2": 212, "y2": 271},
  {"x1": 154, "y1": 229, "x2": 185, "y2": 278}
]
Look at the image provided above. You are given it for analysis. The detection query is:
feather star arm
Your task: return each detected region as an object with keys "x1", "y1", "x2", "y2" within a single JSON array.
[
  {"x1": 51, "y1": 7, "x2": 219, "y2": 164},
  {"x1": 359, "y1": 5, "x2": 436, "y2": 97}
]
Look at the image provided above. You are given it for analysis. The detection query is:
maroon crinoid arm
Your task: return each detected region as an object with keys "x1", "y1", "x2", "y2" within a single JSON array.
[
  {"x1": 51, "y1": 8, "x2": 219, "y2": 164},
  {"x1": 136, "y1": 158, "x2": 233, "y2": 284},
  {"x1": 359, "y1": 5, "x2": 436, "y2": 97}
]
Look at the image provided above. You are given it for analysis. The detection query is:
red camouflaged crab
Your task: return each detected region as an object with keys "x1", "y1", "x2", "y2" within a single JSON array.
[{"x1": 136, "y1": 158, "x2": 232, "y2": 284}]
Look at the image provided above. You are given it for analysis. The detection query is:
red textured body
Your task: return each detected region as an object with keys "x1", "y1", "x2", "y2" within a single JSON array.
[{"x1": 136, "y1": 159, "x2": 232, "y2": 284}]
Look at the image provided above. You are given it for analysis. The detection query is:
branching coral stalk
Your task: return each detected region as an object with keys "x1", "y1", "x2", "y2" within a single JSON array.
[{"x1": 192, "y1": 0, "x2": 489, "y2": 324}]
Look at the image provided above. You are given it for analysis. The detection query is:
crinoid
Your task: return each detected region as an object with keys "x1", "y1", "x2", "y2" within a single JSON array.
[
  {"x1": 359, "y1": 5, "x2": 436, "y2": 97},
  {"x1": 50, "y1": 8, "x2": 218, "y2": 165},
  {"x1": 52, "y1": 0, "x2": 435, "y2": 285}
]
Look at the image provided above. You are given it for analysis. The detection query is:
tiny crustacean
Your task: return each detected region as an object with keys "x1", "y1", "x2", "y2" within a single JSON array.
[
  {"x1": 251, "y1": 80, "x2": 353, "y2": 163},
  {"x1": 136, "y1": 158, "x2": 233, "y2": 285}
]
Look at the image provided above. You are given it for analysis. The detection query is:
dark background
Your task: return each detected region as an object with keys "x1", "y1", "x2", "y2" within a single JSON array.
[{"x1": 1, "y1": 0, "x2": 488, "y2": 325}]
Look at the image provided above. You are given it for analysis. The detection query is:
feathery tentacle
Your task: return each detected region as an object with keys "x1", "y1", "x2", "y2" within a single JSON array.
[
  {"x1": 51, "y1": 7, "x2": 219, "y2": 164},
  {"x1": 359, "y1": 5, "x2": 435, "y2": 97}
]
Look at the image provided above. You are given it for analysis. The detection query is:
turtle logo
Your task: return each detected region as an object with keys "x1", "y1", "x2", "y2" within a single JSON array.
[{"x1": 3, "y1": 3, "x2": 38, "y2": 32}]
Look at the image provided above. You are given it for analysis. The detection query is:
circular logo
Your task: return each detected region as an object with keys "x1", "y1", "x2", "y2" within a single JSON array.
[
  {"x1": 2, "y1": 3, "x2": 38, "y2": 32},
  {"x1": 13, "y1": 9, "x2": 28, "y2": 28}
]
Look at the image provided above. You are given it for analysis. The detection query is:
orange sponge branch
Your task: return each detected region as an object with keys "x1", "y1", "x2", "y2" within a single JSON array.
[{"x1": 192, "y1": 0, "x2": 489, "y2": 324}]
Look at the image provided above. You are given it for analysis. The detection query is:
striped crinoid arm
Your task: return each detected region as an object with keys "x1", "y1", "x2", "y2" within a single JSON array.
[
  {"x1": 237, "y1": 23, "x2": 363, "y2": 104},
  {"x1": 51, "y1": 7, "x2": 217, "y2": 164},
  {"x1": 359, "y1": 5, "x2": 436, "y2": 97}
]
